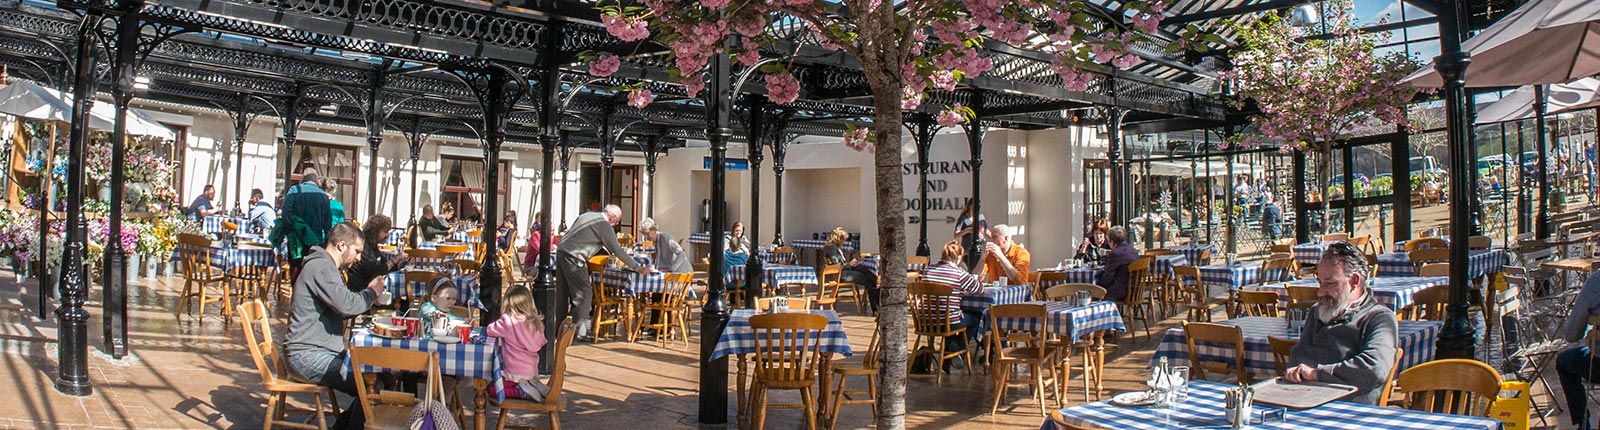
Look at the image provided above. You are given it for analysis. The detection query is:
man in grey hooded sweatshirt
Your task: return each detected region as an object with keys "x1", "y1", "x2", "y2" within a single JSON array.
[
  {"x1": 1284, "y1": 241, "x2": 1399, "y2": 405},
  {"x1": 285, "y1": 222, "x2": 383, "y2": 428}
]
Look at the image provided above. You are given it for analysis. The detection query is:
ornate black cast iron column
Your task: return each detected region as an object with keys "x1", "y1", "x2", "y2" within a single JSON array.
[
  {"x1": 1534, "y1": 85, "x2": 1552, "y2": 239},
  {"x1": 534, "y1": 22, "x2": 564, "y2": 373},
  {"x1": 450, "y1": 66, "x2": 526, "y2": 326},
  {"x1": 558, "y1": 138, "x2": 575, "y2": 232},
  {"x1": 1102, "y1": 107, "x2": 1127, "y2": 226},
  {"x1": 1434, "y1": 0, "x2": 1477, "y2": 360},
  {"x1": 57, "y1": 12, "x2": 103, "y2": 396},
  {"x1": 959, "y1": 110, "x2": 987, "y2": 271},
  {"x1": 698, "y1": 51, "x2": 733, "y2": 425},
  {"x1": 908, "y1": 114, "x2": 939, "y2": 257},
  {"x1": 365, "y1": 75, "x2": 387, "y2": 219},
  {"x1": 765, "y1": 109, "x2": 791, "y2": 247},
  {"x1": 102, "y1": 6, "x2": 139, "y2": 358},
  {"x1": 744, "y1": 100, "x2": 765, "y2": 307},
  {"x1": 279, "y1": 86, "x2": 309, "y2": 195},
  {"x1": 402, "y1": 117, "x2": 426, "y2": 229}
]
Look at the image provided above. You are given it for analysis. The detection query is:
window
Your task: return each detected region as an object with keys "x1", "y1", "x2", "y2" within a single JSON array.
[
  {"x1": 440, "y1": 156, "x2": 511, "y2": 223},
  {"x1": 290, "y1": 142, "x2": 359, "y2": 215}
]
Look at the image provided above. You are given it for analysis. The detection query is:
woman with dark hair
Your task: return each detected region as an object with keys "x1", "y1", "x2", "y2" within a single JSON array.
[
  {"x1": 1074, "y1": 218, "x2": 1112, "y2": 263},
  {"x1": 726, "y1": 221, "x2": 751, "y2": 255},
  {"x1": 345, "y1": 215, "x2": 409, "y2": 296},
  {"x1": 497, "y1": 210, "x2": 517, "y2": 251}
]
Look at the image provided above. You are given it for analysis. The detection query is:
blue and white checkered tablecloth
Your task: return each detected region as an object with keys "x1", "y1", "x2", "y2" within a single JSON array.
[
  {"x1": 349, "y1": 329, "x2": 500, "y2": 380},
  {"x1": 384, "y1": 273, "x2": 483, "y2": 308},
  {"x1": 1292, "y1": 242, "x2": 1331, "y2": 265},
  {"x1": 1151, "y1": 317, "x2": 1440, "y2": 377},
  {"x1": 448, "y1": 230, "x2": 484, "y2": 243},
  {"x1": 959, "y1": 285, "x2": 1035, "y2": 313},
  {"x1": 754, "y1": 249, "x2": 799, "y2": 265},
  {"x1": 1149, "y1": 254, "x2": 1189, "y2": 276},
  {"x1": 384, "y1": 228, "x2": 408, "y2": 246},
  {"x1": 1042, "y1": 380, "x2": 1498, "y2": 430},
  {"x1": 1259, "y1": 277, "x2": 1447, "y2": 310},
  {"x1": 1375, "y1": 249, "x2": 1507, "y2": 278},
  {"x1": 1164, "y1": 243, "x2": 1219, "y2": 265},
  {"x1": 789, "y1": 239, "x2": 857, "y2": 251},
  {"x1": 1048, "y1": 268, "x2": 1101, "y2": 286},
  {"x1": 1198, "y1": 262, "x2": 1268, "y2": 290},
  {"x1": 207, "y1": 245, "x2": 277, "y2": 270},
  {"x1": 596, "y1": 268, "x2": 698, "y2": 298},
  {"x1": 988, "y1": 301, "x2": 1126, "y2": 343},
  {"x1": 710, "y1": 309, "x2": 852, "y2": 360},
  {"x1": 726, "y1": 264, "x2": 819, "y2": 289},
  {"x1": 688, "y1": 232, "x2": 713, "y2": 244},
  {"x1": 202, "y1": 215, "x2": 248, "y2": 236}
]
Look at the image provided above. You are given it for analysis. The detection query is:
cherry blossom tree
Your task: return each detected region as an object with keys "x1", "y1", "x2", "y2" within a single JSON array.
[
  {"x1": 598, "y1": 0, "x2": 1205, "y2": 426},
  {"x1": 1221, "y1": 0, "x2": 1423, "y2": 233}
]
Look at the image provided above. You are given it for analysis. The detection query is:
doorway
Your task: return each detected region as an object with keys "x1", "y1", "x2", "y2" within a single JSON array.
[{"x1": 580, "y1": 163, "x2": 639, "y2": 233}]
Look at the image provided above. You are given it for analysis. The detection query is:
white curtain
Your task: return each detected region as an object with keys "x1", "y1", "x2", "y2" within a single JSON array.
[{"x1": 461, "y1": 159, "x2": 485, "y2": 190}]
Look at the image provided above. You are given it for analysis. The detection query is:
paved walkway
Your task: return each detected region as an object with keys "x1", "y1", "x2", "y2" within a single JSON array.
[{"x1": 0, "y1": 268, "x2": 1582, "y2": 429}]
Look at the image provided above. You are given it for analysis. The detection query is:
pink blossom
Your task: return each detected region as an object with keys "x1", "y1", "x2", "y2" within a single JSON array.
[
  {"x1": 602, "y1": 14, "x2": 651, "y2": 42},
  {"x1": 928, "y1": 69, "x2": 957, "y2": 91},
  {"x1": 733, "y1": 16, "x2": 765, "y2": 37},
  {"x1": 1091, "y1": 44, "x2": 1117, "y2": 64},
  {"x1": 1147, "y1": 1, "x2": 1167, "y2": 14},
  {"x1": 900, "y1": 87, "x2": 924, "y2": 110},
  {"x1": 1052, "y1": 60, "x2": 1095, "y2": 91},
  {"x1": 738, "y1": 39, "x2": 761, "y2": 66},
  {"x1": 1133, "y1": 13, "x2": 1162, "y2": 34},
  {"x1": 588, "y1": 54, "x2": 621, "y2": 77},
  {"x1": 683, "y1": 73, "x2": 706, "y2": 99},
  {"x1": 765, "y1": 72, "x2": 800, "y2": 104},
  {"x1": 936, "y1": 105, "x2": 965, "y2": 127},
  {"x1": 843, "y1": 127, "x2": 873, "y2": 152},
  {"x1": 1111, "y1": 54, "x2": 1141, "y2": 69},
  {"x1": 701, "y1": 0, "x2": 729, "y2": 9},
  {"x1": 627, "y1": 88, "x2": 654, "y2": 109}
]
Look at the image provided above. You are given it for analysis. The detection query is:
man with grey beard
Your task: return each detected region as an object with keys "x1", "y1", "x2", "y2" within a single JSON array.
[{"x1": 1283, "y1": 241, "x2": 1398, "y2": 405}]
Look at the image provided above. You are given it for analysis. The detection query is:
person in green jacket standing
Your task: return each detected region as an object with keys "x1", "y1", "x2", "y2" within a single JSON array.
[{"x1": 272, "y1": 168, "x2": 332, "y2": 285}]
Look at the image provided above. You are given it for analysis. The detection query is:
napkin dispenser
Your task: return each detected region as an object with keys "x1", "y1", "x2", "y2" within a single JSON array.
[{"x1": 1225, "y1": 382, "x2": 1256, "y2": 429}]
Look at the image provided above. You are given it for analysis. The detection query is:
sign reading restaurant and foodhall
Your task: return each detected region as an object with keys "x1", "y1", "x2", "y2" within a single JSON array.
[{"x1": 901, "y1": 158, "x2": 973, "y2": 227}]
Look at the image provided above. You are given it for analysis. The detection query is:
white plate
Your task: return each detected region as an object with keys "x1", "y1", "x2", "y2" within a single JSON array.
[
  {"x1": 1109, "y1": 391, "x2": 1157, "y2": 407},
  {"x1": 433, "y1": 335, "x2": 461, "y2": 344}
]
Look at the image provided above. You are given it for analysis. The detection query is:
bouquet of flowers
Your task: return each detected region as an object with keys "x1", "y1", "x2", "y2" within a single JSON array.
[
  {"x1": 0, "y1": 212, "x2": 40, "y2": 262},
  {"x1": 133, "y1": 220, "x2": 160, "y2": 257}
]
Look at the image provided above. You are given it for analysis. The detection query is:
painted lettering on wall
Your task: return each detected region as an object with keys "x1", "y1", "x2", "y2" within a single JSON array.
[{"x1": 901, "y1": 155, "x2": 974, "y2": 228}]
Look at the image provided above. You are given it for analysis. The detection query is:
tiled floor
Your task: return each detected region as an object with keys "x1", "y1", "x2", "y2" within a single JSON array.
[{"x1": 0, "y1": 269, "x2": 1587, "y2": 429}]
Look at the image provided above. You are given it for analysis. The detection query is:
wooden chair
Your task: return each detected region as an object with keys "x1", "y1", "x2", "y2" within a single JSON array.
[
  {"x1": 402, "y1": 270, "x2": 447, "y2": 304},
  {"x1": 405, "y1": 248, "x2": 453, "y2": 271},
  {"x1": 1404, "y1": 238, "x2": 1449, "y2": 252},
  {"x1": 813, "y1": 264, "x2": 850, "y2": 311},
  {"x1": 465, "y1": 230, "x2": 486, "y2": 258},
  {"x1": 1182, "y1": 321, "x2": 1250, "y2": 383},
  {"x1": 435, "y1": 243, "x2": 472, "y2": 259},
  {"x1": 493, "y1": 320, "x2": 576, "y2": 430},
  {"x1": 1417, "y1": 262, "x2": 1449, "y2": 277},
  {"x1": 1468, "y1": 235, "x2": 1493, "y2": 250},
  {"x1": 1349, "y1": 234, "x2": 1377, "y2": 255},
  {"x1": 755, "y1": 297, "x2": 813, "y2": 311},
  {"x1": 1394, "y1": 359, "x2": 1501, "y2": 416},
  {"x1": 772, "y1": 245, "x2": 797, "y2": 265},
  {"x1": 1402, "y1": 284, "x2": 1449, "y2": 321},
  {"x1": 587, "y1": 255, "x2": 632, "y2": 342},
  {"x1": 1283, "y1": 285, "x2": 1319, "y2": 321},
  {"x1": 1144, "y1": 249, "x2": 1179, "y2": 256},
  {"x1": 226, "y1": 264, "x2": 274, "y2": 313},
  {"x1": 828, "y1": 324, "x2": 880, "y2": 428},
  {"x1": 1237, "y1": 290, "x2": 1280, "y2": 317},
  {"x1": 1031, "y1": 270, "x2": 1066, "y2": 295},
  {"x1": 987, "y1": 303, "x2": 1056, "y2": 415},
  {"x1": 1266, "y1": 336, "x2": 1298, "y2": 377},
  {"x1": 448, "y1": 258, "x2": 480, "y2": 274},
  {"x1": 238, "y1": 300, "x2": 339, "y2": 430},
  {"x1": 1321, "y1": 232, "x2": 1350, "y2": 242},
  {"x1": 906, "y1": 255, "x2": 930, "y2": 272},
  {"x1": 748, "y1": 313, "x2": 829, "y2": 430},
  {"x1": 1196, "y1": 248, "x2": 1214, "y2": 266},
  {"x1": 908, "y1": 282, "x2": 973, "y2": 384},
  {"x1": 1259, "y1": 257, "x2": 1296, "y2": 285},
  {"x1": 1407, "y1": 248, "x2": 1450, "y2": 271},
  {"x1": 1171, "y1": 266, "x2": 1215, "y2": 322},
  {"x1": 1269, "y1": 244, "x2": 1293, "y2": 254},
  {"x1": 635, "y1": 273, "x2": 694, "y2": 347},
  {"x1": 1048, "y1": 410, "x2": 1109, "y2": 430},
  {"x1": 348, "y1": 346, "x2": 441, "y2": 430},
  {"x1": 1044, "y1": 283, "x2": 1105, "y2": 302},
  {"x1": 176, "y1": 233, "x2": 230, "y2": 324},
  {"x1": 1117, "y1": 257, "x2": 1155, "y2": 337}
]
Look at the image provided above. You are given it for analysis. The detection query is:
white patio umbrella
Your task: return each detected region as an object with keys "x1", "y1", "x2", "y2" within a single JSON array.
[
  {"x1": 1403, "y1": 0, "x2": 1600, "y2": 88},
  {"x1": 0, "y1": 80, "x2": 175, "y2": 140},
  {"x1": 1475, "y1": 77, "x2": 1600, "y2": 124}
]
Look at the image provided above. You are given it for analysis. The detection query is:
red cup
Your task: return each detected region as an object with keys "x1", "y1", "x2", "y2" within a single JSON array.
[
  {"x1": 397, "y1": 317, "x2": 421, "y2": 338},
  {"x1": 456, "y1": 324, "x2": 473, "y2": 341}
]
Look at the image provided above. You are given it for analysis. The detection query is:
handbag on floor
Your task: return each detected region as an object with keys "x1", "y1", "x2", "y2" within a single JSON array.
[{"x1": 408, "y1": 366, "x2": 460, "y2": 430}]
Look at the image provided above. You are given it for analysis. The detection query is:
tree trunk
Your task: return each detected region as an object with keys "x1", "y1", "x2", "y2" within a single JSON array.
[{"x1": 865, "y1": 71, "x2": 909, "y2": 430}]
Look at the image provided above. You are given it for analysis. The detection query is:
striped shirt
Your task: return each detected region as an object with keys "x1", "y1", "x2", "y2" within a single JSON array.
[{"x1": 921, "y1": 260, "x2": 982, "y2": 322}]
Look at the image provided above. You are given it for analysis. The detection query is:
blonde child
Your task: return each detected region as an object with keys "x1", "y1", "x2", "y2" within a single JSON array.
[{"x1": 487, "y1": 287, "x2": 549, "y2": 401}]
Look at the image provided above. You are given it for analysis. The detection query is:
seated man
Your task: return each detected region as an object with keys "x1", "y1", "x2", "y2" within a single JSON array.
[
  {"x1": 284, "y1": 222, "x2": 385, "y2": 428},
  {"x1": 1284, "y1": 242, "x2": 1398, "y2": 405},
  {"x1": 1096, "y1": 227, "x2": 1140, "y2": 301},
  {"x1": 978, "y1": 224, "x2": 1031, "y2": 285},
  {"x1": 1557, "y1": 271, "x2": 1600, "y2": 430}
]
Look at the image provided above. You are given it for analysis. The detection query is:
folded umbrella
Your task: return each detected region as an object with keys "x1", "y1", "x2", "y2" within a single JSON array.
[{"x1": 1404, "y1": 0, "x2": 1600, "y2": 88}]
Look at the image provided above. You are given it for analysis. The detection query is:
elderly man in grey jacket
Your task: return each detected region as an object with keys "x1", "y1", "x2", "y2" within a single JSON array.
[
  {"x1": 284, "y1": 222, "x2": 383, "y2": 428},
  {"x1": 1284, "y1": 241, "x2": 1398, "y2": 405},
  {"x1": 638, "y1": 217, "x2": 692, "y2": 273},
  {"x1": 558, "y1": 204, "x2": 648, "y2": 341}
]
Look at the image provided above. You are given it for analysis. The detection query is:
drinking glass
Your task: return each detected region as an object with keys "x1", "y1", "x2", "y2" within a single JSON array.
[{"x1": 1171, "y1": 366, "x2": 1189, "y2": 402}]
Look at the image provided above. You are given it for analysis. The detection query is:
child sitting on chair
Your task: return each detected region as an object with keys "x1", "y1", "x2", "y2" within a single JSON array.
[
  {"x1": 418, "y1": 278, "x2": 464, "y2": 335},
  {"x1": 488, "y1": 286, "x2": 550, "y2": 401}
]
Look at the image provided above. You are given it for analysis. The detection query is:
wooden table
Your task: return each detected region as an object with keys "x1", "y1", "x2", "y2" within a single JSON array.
[{"x1": 1542, "y1": 257, "x2": 1600, "y2": 272}]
